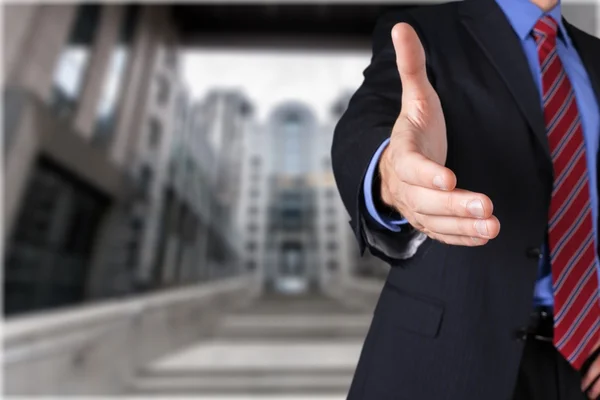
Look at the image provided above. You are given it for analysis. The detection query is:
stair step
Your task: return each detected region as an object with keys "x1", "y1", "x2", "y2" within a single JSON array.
[
  {"x1": 130, "y1": 373, "x2": 353, "y2": 395},
  {"x1": 127, "y1": 295, "x2": 368, "y2": 397},
  {"x1": 217, "y1": 315, "x2": 371, "y2": 339},
  {"x1": 231, "y1": 296, "x2": 363, "y2": 315},
  {"x1": 146, "y1": 341, "x2": 363, "y2": 372},
  {"x1": 123, "y1": 396, "x2": 345, "y2": 400},
  {"x1": 140, "y1": 367, "x2": 354, "y2": 379}
]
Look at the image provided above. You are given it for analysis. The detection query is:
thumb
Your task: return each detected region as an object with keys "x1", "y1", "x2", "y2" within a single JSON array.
[{"x1": 392, "y1": 23, "x2": 434, "y2": 101}]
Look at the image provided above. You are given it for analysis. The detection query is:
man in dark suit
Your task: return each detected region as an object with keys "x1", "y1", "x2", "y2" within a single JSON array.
[{"x1": 331, "y1": 0, "x2": 600, "y2": 398}]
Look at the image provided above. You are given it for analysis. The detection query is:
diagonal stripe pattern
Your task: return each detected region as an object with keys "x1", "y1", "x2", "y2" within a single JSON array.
[{"x1": 533, "y1": 15, "x2": 600, "y2": 370}]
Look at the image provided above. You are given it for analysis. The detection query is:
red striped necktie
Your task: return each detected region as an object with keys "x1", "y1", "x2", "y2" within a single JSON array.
[
  {"x1": 533, "y1": 16, "x2": 600, "y2": 369},
  {"x1": 533, "y1": 15, "x2": 600, "y2": 369}
]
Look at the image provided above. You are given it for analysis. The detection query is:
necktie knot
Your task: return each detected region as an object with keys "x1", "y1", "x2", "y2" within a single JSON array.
[{"x1": 533, "y1": 15, "x2": 559, "y2": 43}]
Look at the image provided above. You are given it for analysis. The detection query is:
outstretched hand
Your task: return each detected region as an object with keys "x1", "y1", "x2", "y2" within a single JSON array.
[{"x1": 378, "y1": 23, "x2": 500, "y2": 246}]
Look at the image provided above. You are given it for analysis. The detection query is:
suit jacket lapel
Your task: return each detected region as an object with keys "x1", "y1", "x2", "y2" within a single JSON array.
[
  {"x1": 563, "y1": 22, "x2": 600, "y2": 254},
  {"x1": 459, "y1": 0, "x2": 550, "y2": 165},
  {"x1": 564, "y1": 22, "x2": 600, "y2": 237}
]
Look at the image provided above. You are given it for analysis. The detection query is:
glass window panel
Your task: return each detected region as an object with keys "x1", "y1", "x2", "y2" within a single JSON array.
[
  {"x1": 282, "y1": 116, "x2": 303, "y2": 175},
  {"x1": 148, "y1": 117, "x2": 162, "y2": 148},
  {"x1": 93, "y1": 5, "x2": 140, "y2": 143},
  {"x1": 51, "y1": 5, "x2": 102, "y2": 117},
  {"x1": 156, "y1": 75, "x2": 170, "y2": 105}
]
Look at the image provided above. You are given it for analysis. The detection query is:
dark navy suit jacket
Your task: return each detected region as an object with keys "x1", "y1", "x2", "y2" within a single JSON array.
[{"x1": 331, "y1": 0, "x2": 600, "y2": 398}]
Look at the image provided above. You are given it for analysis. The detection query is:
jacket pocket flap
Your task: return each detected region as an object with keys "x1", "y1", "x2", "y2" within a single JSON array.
[{"x1": 374, "y1": 282, "x2": 444, "y2": 338}]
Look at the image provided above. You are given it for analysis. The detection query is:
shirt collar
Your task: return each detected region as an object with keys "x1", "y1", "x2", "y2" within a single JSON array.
[{"x1": 494, "y1": 0, "x2": 571, "y2": 46}]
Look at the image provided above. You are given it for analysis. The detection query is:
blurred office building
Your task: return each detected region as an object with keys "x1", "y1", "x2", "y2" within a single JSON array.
[
  {"x1": 236, "y1": 90, "x2": 392, "y2": 297},
  {"x1": 2, "y1": 4, "x2": 245, "y2": 315},
  {"x1": 2, "y1": 2, "x2": 388, "y2": 318},
  {"x1": 237, "y1": 99, "x2": 355, "y2": 296},
  {"x1": 156, "y1": 89, "x2": 252, "y2": 286}
]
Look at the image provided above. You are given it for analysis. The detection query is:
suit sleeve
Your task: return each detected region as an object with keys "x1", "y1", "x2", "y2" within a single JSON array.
[{"x1": 331, "y1": 11, "x2": 430, "y2": 264}]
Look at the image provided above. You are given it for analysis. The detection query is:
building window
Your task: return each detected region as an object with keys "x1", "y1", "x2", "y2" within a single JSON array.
[
  {"x1": 327, "y1": 261, "x2": 339, "y2": 271},
  {"x1": 251, "y1": 156, "x2": 262, "y2": 168},
  {"x1": 165, "y1": 47, "x2": 177, "y2": 68},
  {"x1": 130, "y1": 217, "x2": 144, "y2": 232},
  {"x1": 185, "y1": 157, "x2": 195, "y2": 174},
  {"x1": 156, "y1": 75, "x2": 170, "y2": 105},
  {"x1": 126, "y1": 239, "x2": 139, "y2": 267},
  {"x1": 51, "y1": 5, "x2": 102, "y2": 117},
  {"x1": 93, "y1": 5, "x2": 140, "y2": 144},
  {"x1": 246, "y1": 261, "x2": 257, "y2": 271},
  {"x1": 325, "y1": 189, "x2": 337, "y2": 199},
  {"x1": 138, "y1": 165, "x2": 153, "y2": 199},
  {"x1": 148, "y1": 117, "x2": 162, "y2": 148},
  {"x1": 323, "y1": 157, "x2": 331, "y2": 170},
  {"x1": 247, "y1": 223, "x2": 258, "y2": 233},
  {"x1": 239, "y1": 100, "x2": 253, "y2": 116},
  {"x1": 326, "y1": 206, "x2": 336, "y2": 215},
  {"x1": 4, "y1": 159, "x2": 108, "y2": 315},
  {"x1": 248, "y1": 206, "x2": 259, "y2": 215},
  {"x1": 246, "y1": 242, "x2": 257, "y2": 252},
  {"x1": 183, "y1": 214, "x2": 199, "y2": 241},
  {"x1": 250, "y1": 189, "x2": 260, "y2": 198},
  {"x1": 326, "y1": 224, "x2": 336, "y2": 233},
  {"x1": 282, "y1": 113, "x2": 304, "y2": 175},
  {"x1": 327, "y1": 242, "x2": 338, "y2": 251},
  {"x1": 168, "y1": 160, "x2": 177, "y2": 179}
]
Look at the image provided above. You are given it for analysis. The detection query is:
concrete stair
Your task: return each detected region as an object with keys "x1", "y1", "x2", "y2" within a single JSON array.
[
  {"x1": 217, "y1": 314, "x2": 370, "y2": 340},
  {"x1": 132, "y1": 368, "x2": 354, "y2": 395},
  {"x1": 128, "y1": 295, "x2": 370, "y2": 398},
  {"x1": 217, "y1": 294, "x2": 370, "y2": 340}
]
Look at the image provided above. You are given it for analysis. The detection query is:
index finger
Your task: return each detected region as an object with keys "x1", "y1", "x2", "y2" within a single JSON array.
[{"x1": 394, "y1": 150, "x2": 457, "y2": 191}]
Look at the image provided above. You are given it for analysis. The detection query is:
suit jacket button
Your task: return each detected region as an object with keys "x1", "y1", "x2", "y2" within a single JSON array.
[{"x1": 526, "y1": 247, "x2": 542, "y2": 259}]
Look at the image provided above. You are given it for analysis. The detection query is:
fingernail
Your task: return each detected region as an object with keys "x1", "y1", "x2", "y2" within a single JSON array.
[
  {"x1": 475, "y1": 220, "x2": 489, "y2": 238},
  {"x1": 467, "y1": 199, "x2": 485, "y2": 218},
  {"x1": 433, "y1": 176, "x2": 447, "y2": 190},
  {"x1": 471, "y1": 237, "x2": 482, "y2": 245}
]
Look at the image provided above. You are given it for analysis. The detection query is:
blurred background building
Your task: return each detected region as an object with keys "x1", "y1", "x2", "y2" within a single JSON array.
[{"x1": 2, "y1": 1, "x2": 599, "y2": 398}]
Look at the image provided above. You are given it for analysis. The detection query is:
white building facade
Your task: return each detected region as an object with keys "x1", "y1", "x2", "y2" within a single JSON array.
[{"x1": 237, "y1": 97, "x2": 372, "y2": 296}]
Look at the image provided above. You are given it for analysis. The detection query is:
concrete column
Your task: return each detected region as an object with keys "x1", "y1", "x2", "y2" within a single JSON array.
[
  {"x1": 109, "y1": 6, "x2": 158, "y2": 168},
  {"x1": 4, "y1": 6, "x2": 74, "y2": 242},
  {"x1": 73, "y1": 5, "x2": 124, "y2": 139},
  {"x1": 133, "y1": 7, "x2": 181, "y2": 285},
  {"x1": 14, "y1": 5, "x2": 76, "y2": 102},
  {"x1": 4, "y1": 102, "x2": 41, "y2": 242},
  {"x1": 3, "y1": 4, "x2": 39, "y2": 86}
]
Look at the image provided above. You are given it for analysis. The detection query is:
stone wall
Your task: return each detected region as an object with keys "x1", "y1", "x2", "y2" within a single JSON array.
[{"x1": 3, "y1": 277, "x2": 255, "y2": 395}]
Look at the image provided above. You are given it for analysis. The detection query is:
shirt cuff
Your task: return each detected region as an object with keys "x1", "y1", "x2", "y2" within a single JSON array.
[{"x1": 363, "y1": 138, "x2": 409, "y2": 232}]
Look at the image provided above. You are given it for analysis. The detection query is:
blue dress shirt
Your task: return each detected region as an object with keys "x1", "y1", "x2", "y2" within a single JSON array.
[{"x1": 363, "y1": 0, "x2": 600, "y2": 307}]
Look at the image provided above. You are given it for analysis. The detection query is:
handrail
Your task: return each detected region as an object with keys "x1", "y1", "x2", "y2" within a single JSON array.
[
  {"x1": 4, "y1": 277, "x2": 249, "y2": 345},
  {"x1": 4, "y1": 325, "x2": 110, "y2": 365}
]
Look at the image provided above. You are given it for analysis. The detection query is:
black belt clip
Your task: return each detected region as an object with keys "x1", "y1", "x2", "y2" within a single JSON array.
[{"x1": 515, "y1": 307, "x2": 554, "y2": 343}]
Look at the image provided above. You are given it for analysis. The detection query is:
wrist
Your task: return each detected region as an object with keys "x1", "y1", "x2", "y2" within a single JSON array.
[{"x1": 378, "y1": 146, "x2": 395, "y2": 209}]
